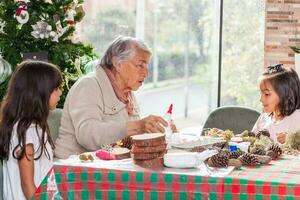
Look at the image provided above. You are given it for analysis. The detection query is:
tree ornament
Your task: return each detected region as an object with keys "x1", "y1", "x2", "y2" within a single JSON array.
[
  {"x1": 31, "y1": 21, "x2": 58, "y2": 42},
  {"x1": 64, "y1": 0, "x2": 79, "y2": 25},
  {"x1": 44, "y1": 0, "x2": 52, "y2": 4},
  {"x1": 0, "y1": 20, "x2": 6, "y2": 34},
  {"x1": 75, "y1": 5, "x2": 85, "y2": 22},
  {"x1": 65, "y1": 9, "x2": 76, "y2": 25},
  {"x1": 14, "y1": 1, "x2": 30, "y2": 24},
  {"x1": 0, "y1": 51, "x2": 12, "y2": 85},
  {"x1": 53, "y1": 15, "x2": 67, "y2": 38}
]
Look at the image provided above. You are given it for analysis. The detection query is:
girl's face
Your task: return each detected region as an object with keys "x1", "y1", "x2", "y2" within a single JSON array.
[
  {"x1": 259, "y1": 80, "x2": 280, "y2": 113},
  {"x1": 49, "y1": 87, "x2": 62, "y2": 110}
]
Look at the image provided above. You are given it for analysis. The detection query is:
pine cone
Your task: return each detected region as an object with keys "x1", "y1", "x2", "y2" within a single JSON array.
[
  {"x1": 117, "y1": 137, "x2": 132, "y2": 149},
  {"x1": 267, "y1": 144, "x2": 282, "y2": 159},
  {"x1": 219, "y1": 149, "x2": 231, "y2": 159},
  {"x1": 207, "y1": 153, "x2": 229, "y2": 167},
  {"x1": 191, "y1": 145, "x2": 207, "y2": 152},
  {"x1": 248, "y1": 131, "x2": 256, "y2": 137},
  {"x1": 238, "y1": 153, "x2": 260, "y2": 166},
  {"x1": 255, "y1": 155, "x2": 272, "y2": 164},
  {"x1": 250, "y1": 147, "x2": 266, "y2": 155},
  {"x1": 212, "y1": 141, "x2": 228, "y2": 149},
  {"x1": 266, "y1": 150, "x2": 276, "y2": 160},
  {"x1": 229, "y1": 150, "x2": 245, "y2": 159},
  {"x1": 256, "y1": 129, "x2": 270, "y2": 139},
  {"x1": 228, "y1": 159, "x2": 242, "y2": 168}
]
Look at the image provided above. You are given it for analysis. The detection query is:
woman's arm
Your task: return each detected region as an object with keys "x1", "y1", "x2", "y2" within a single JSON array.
[
  {"x1": 18, "y1": 144, "x2": 36, "y2": 200},
  {"x1": 127, "y1": 115, "x2": 168, "y2": 136}
]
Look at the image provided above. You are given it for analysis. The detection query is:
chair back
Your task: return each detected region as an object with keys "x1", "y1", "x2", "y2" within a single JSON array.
[
  {"x1": 47, "y1": 108, "x2": 63, "y2": 142},
  {"x1": 202, "y1": 106, "x2": 260, "y2": 135},
  {"x1": 0, "y1": 161, "x2": 2, "y2": 200}
]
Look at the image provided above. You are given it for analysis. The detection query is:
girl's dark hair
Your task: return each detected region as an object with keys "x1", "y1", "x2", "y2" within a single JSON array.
[
  {"x1": 262, "y1": 64, "x2": 300, "y2": 116},
  {"x1": 0, "y1": 60, "x2": 62, "y2": 162}
]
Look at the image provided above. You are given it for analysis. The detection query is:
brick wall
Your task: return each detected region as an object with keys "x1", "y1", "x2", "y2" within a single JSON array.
[{"x1": 265, "y1": 0, "x2": 300, "y2": 68}]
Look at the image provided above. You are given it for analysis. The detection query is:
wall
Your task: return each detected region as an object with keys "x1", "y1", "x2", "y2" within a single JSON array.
[{"x1": 265, "y1": 0, "x2": 300, "y2": 68}]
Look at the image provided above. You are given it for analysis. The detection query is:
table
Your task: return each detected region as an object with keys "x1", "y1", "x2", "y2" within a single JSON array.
[{"x1": 32, "y1": 154, "x2": 300, "y2": 200}]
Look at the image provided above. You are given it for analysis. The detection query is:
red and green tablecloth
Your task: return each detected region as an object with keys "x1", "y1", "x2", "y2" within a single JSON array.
[{"x1": 32, "y1": 154, "x2": 300, "y2": 200}]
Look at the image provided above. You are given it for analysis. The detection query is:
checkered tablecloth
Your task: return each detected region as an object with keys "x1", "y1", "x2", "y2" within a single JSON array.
[{"x1": 32, "y1": 154, "x2": 300, "y2": 200}]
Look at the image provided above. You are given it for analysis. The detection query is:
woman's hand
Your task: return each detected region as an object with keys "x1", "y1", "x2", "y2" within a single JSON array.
[
  {"x1": 276, "y1": 132, "x2": 286, "y2": 144},
  {"x1": 140, "y1": 115, "x2": 168, "y2": 133},
  {"x1": 170, "y1": 120, "x2": 178, "y2": 133}
]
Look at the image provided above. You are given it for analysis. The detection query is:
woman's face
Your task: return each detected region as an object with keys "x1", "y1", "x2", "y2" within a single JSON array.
[
  {"x1": 259, "y1": 80, "x2": 280, "y2": 113},
  {"x1": 118, "y1": 50, "x2": 150, "y2": 91},
  {"x1": 49, "y1": 87, "x2": 62, "y2": 110}
]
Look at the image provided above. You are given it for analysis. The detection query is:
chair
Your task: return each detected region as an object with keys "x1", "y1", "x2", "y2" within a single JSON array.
[
  {"x1": 201, "y1": 106, "x2": 260, "y2": 135},
  {"x1": 47, "y1": 108, "x2": 63, "y2": 142},
  {"x1": 0, "y1": 161, "x2": 2, "y2": 200}
]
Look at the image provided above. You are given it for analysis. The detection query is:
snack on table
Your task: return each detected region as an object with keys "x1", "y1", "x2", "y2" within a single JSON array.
[
  {"x1": 131, "y1": 133, "x2": 166, "y2": 169},
  {"x1": 131, "y1": 143, "x2": 167, "y2": 153},
  {"x1": 110, "y1": 147, "x2": 131, "y2": 160},
  {"x1": 133, "y1": 157, "x2": 164, "y2": 169},
  {"x1": 131, "y1": 151, "x2": 165, "y2": 160},
  {"x1": 79, "y1": 153, "x2": 94, "y2": 161},
  {"x1": 131, "y1": 133, "x2": 166, "y2": 147}
]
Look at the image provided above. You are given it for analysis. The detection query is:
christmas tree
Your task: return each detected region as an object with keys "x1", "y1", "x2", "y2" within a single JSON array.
[{"x1": 0, "y1": 0, "x2": 97, "y2": 107}]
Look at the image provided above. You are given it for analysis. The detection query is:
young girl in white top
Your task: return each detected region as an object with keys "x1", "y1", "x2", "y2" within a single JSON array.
[
  {"x1": 0, "y1": 60, "x2": 62, "y2": 200},
  {"x1": 252, "y1": 64, "x2": 300, "y2": 143}
]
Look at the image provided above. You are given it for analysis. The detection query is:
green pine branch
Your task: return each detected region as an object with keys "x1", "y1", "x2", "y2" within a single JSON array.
[{"x1": 0, "y1": 0, "x2": 98, "y2": 107}]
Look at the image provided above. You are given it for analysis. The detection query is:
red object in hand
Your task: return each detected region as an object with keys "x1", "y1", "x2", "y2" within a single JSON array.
[{"x1": 95, "y1": 150, "x2": 115, "y2": 160}]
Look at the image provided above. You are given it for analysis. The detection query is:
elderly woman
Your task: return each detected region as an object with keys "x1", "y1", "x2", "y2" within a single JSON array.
[{"x1": 54, "y1": 36, "x2": 168, "y2": 159}]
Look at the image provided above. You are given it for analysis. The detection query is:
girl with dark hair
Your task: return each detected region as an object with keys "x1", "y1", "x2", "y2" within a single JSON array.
[
  {"x1": 252, "y1": 64, "x2": 300, "y2": 144},
  {"x1": 0, "y1": 60, "x2": 62, "y2": 200}
]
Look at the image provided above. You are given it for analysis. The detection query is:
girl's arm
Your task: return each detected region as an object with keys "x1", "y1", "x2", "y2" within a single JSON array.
[{"x1": 18, "y1": 144, "x2": 36, "y2": 200}]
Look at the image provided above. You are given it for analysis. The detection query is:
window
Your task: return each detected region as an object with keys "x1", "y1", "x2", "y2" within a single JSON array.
[
  {"x1": 221, "y1": 0, "x2": 264, "y2": 109},
  {"x1": 77, "y1": 0, "x2": 264, "y2": 129}
]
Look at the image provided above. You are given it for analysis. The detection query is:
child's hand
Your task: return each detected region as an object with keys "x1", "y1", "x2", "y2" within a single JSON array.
[{"x1": 276, "y1": 132, "x2": 286, "y2": 144}]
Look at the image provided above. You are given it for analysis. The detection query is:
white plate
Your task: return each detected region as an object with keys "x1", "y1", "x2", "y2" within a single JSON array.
[{"x1": 171, "y1": 137, "x2": 226, "y2": 149}]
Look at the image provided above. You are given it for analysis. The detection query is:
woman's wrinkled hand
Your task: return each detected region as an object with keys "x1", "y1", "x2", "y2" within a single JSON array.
[
  {"x1": 170, "y1": 120, "x2": 178, "y2": 133},
  {"x1": 140, "y1": 115, "x2": 168, "y2": 133},
  {"x1": 276, "y1": 132, "x2": 286, "y2": 144}
]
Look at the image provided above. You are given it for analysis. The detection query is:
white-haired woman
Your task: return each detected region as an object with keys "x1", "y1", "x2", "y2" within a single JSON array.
[{"x1": 55, "y1": 36, "x2": 169, "y2": 159}]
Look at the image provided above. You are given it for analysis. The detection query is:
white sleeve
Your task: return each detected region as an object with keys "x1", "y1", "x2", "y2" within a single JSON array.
[
  {"x1": 251, "y1": 113, "x2": 264, "y2": 134},
  {"x1": 25, "y1": 126, "x2": 38, "y2": 145}
]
